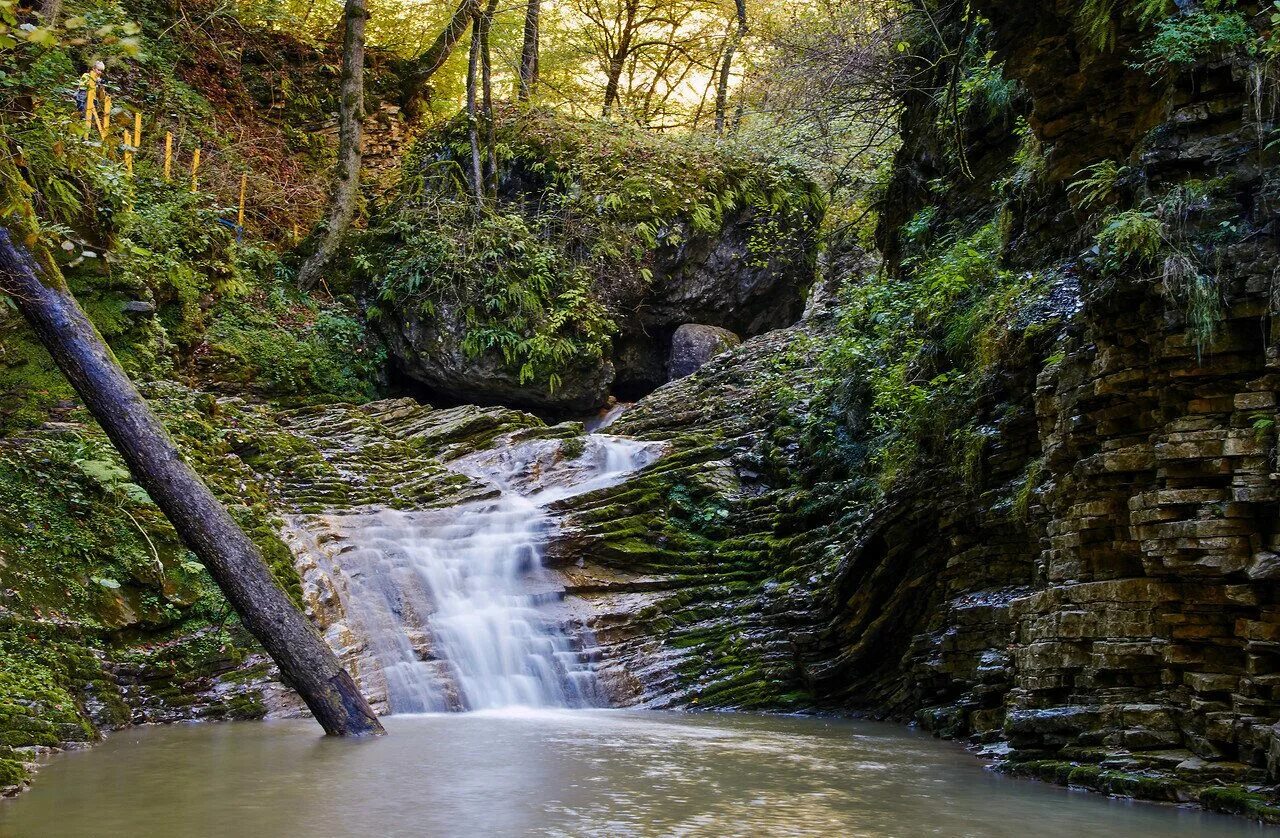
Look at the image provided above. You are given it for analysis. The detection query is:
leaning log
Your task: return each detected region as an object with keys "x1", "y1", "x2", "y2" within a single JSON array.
[{"x1": 0, "y1": 227, "x2": 384, "y2": 737}]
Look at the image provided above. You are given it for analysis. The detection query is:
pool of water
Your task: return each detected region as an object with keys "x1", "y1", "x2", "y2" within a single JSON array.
[{"x1": 0, "y1": 710, "x2": 1266, "y2": 837}]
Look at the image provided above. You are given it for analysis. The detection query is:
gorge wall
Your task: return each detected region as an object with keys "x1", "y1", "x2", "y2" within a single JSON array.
[{"x1": 537, "y1": 0, "x2": 1280, "y2": 820}]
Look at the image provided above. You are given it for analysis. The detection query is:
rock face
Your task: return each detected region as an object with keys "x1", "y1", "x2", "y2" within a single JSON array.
[
  {"x1": 667, "y1": 324, "x2": 740, "y2": 381},
  {"x1": 382, "y1": 311, "x2": 617, "y2": 414},
  {"x1": 377, "y1": 201, "x2": 813, "y2": 412},
  {"x1": 610, "y1": 212, "x2": 812, "y2": 398},
  {"x1": 537, "y1": 2, "x2": 1280, "y2": 821}
]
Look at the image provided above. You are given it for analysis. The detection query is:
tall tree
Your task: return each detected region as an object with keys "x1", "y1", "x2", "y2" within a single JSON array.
[
  {"x1": 0, "y1": 218, "x2": 383, "y2": 736},
  {"x1": 518, "y1": 0, "x2": 541, "y2": 101},
  {"x1": 478, "y1": 0, "x2": 500, "y2": 193},
  {"x1": 466, "y1": 12, "x2": 484, "y2": 206},
  {"x1": 574, "y1": 0, "x2": 717, "y2": 120},
  {"x1": 714, "y1": 0, "x2": 748, "y2": 135},
  {"x1": 297, "y1": 0, "x2": 367, "y2": 291},
  {"x1": 598, "y1": 0, "x2": 639, "y2": 117}
]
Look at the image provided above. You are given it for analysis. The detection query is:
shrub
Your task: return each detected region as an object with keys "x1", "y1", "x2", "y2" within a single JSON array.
[
  {"x1": 1068, "y1": 160, "x2": 1129, "y2": 210},
  {"x1": 1145, "y1": 9, "x2": 1255, "y2": 69}
]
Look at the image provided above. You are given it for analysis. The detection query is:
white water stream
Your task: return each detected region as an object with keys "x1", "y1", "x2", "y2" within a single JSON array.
[{"x1": 325, "y1": 433, "x2": 660, "y2": 713}]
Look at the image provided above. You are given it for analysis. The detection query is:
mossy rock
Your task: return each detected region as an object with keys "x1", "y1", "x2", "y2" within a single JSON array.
[{"x1": 1200, "y1": 786, "x2": 1280, "y2": 823}]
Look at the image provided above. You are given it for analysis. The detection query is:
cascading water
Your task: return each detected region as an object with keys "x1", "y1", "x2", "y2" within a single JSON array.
[{"x1": 317, "y1": 434, "x2": 660, "y2": 713}]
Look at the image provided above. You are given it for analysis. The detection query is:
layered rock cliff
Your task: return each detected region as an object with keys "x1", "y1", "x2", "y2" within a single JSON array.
[{"x1": 537, "y1": 0, "x2": 1280, "y2": 820}]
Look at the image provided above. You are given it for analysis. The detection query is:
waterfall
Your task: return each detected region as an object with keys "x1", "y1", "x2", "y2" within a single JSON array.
[{"x1": 322, "y1": 434, "x2": 660, "y2": 713}]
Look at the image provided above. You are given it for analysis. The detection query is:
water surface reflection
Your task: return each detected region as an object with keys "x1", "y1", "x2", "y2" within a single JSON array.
[{"x1": 0, "y1": 710, "x2": 1266, "y2": 837}]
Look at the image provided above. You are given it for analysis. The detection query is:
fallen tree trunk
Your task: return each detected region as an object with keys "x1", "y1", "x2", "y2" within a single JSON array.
[{"x1": 0, "y1": 227, "x2": 384, "y2": 737}]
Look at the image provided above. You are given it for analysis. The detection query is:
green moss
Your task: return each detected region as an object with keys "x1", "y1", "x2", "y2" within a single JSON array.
[
  {"x1": 0, "y1": 756, "x2": 29, "y2": 787},
  {"x1": 1201, "y1": 786, "x2": 1280, "y2": 822},
  {"x1": 1067, "y1": 764, "x2": 1102, "y2": 786},
  {"x1": 559, "y1": 436, "x2": 587, "y2": 460}
]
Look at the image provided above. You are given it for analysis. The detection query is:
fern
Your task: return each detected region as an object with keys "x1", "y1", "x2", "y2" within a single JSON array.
[
  {"x1": 1097, "y1": 209, "x2": 1164, "y2": 264},
  {"x1": 1076, "y1": 0, "x2": 1173, "y2": 52},
  {"x1": 1068, "y1": 160, "x2": 1129, "y2": 209}
]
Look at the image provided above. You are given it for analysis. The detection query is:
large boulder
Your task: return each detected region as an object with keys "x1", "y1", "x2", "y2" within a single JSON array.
[
  {"x1": 381, "y1": 301, "x2": 615, "y2": 414},
  {"x1": 667, "y1": 324, "x2": 740, "y2": 381},
  {"x1": 361, "y1": 109, "x2": 822, "y2": 414}
]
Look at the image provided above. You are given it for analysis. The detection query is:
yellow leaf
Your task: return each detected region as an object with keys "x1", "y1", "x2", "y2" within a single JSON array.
[{"x1": 25, "y1": 26, "x2": 57, "y2": 47}]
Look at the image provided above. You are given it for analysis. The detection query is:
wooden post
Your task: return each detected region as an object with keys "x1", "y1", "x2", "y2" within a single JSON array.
[
  {"x1": 97, "y1": 94, "x2": 112, "y2": 144},
  {"x1": 124, "y1": 113, "x2": 140, "y2": 176},
  {"x1": 190, "y1": 148, "x2": 200, "y2": 193},
  {"x1": 238, "y1": 173, "x2": 247, "y2": 229},
  {"x1": 164, "y1": 132, "x2": 173, "y2": 182}
]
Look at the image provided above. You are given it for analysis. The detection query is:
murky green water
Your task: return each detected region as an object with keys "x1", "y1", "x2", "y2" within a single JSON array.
[{"x1": 0, "y1": 710, "x2": 1267, "y2": 837}]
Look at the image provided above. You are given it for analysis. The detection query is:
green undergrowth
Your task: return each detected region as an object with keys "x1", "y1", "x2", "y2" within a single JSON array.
[
  {"x1": 0, "y1": 619, "x2": 126, "y2": 789},
  {"x1": 356, "y1": 107, "x2": 823, "y2": 392},
  {"x1": 804, "y1": 219, "x2": 1052, "y2": 494},
  {"x1": 1072, "y1": 167, "x2": 1261, "y2": 356},
  {"x1": 201, "y1": 271, "x2": 383, "y2": 401},
  {"x1": 0, "y1": 400, "x2": 302, "y2": 619},
  {"x1": 0, "y1": 387, "x2": 310, "y2": 763},
  {"x1": 1073, "y1": 0, "x2": 1277, "y2": 66},
  {"x1": 0, "y1": 0, "x2": 388, "y2": 432}
]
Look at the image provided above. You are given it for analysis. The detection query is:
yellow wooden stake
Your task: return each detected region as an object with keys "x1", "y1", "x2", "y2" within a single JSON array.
[
  {"x1": 238, "y1": 173, "x2": 248, "y2": 229},
  {"x1": 190, "y1": 148, "x2": 201, "y2": 193},
  {"x1": 97, "y1": 94, "x2": 112, "y2": 142},
  {"x1": 164, "y1": 132, "x2": 173, "y2": 181},
  {"x1": 123, "y1": 113, "x2": 141, "y2": 176}
]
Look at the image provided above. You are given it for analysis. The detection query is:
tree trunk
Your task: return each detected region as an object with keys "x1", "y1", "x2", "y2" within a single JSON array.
[
  {"x1": 714, "y1": 0, "x2": 747, "y2": 136},
  {"x1": 478, "y1": 0, "x2": 499, "y2": 195},
  {"x1": 466, "y1": 16, "x2": 484, "y2": 207},
  {"x1": 297, "y1": 0, "x2": 366, "y2": 291},
  {"x1": 39, "y1": 0, "x2": 61, "y2": 24},
  {"x1": 517, "y1": 0, "x2": 541, "y2": 101},
  {"x1": 0, "y1": 227, "x2": 383, "y2": 737},
  {"x1": 410, "y1": 0, "x2": 482, "y2": 92},
  {"x1": 601, "y1": 2, "x2": 637, "y2": 118},
  {"x1": 602, "y1": 52, "x2": 626, "y2": 117}
]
